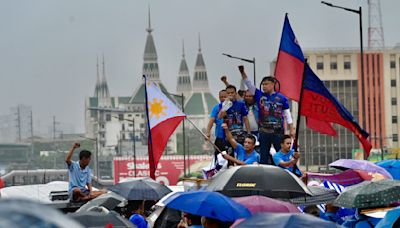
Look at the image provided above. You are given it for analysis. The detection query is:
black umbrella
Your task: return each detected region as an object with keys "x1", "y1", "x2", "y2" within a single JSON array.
[
  {"x1": 205, "y1": 165, "x2": 312, "y2": 198},
  {"x1": 77, "y1": 191, "x2": 127, "y2": 212},
  {"x1": 289, "y1": 186, "x2": 339, "y2": 206},
  {"x1": 109, "y1": 177, "x2": 172, "y2": 200},
  {"x1": 0, "y1": 198, "x2": 83, "y2": 228},
  {"x1": 68, "y1": 211, "x2": 135, "y2": 228}
]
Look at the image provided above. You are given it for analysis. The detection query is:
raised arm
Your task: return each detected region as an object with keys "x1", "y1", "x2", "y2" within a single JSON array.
[
  {"x1": 65, "y1": 142, "x2": 80, "y2": 166},
  {"x1": 220, "y1": 75, "x2": 230, "y2": 87},
  {"x1": 222, "y1": 123, "x2": 237, "y2": 149},
  {"x1": 239, "y1": 65, "x2": 256, "y2": 95}
]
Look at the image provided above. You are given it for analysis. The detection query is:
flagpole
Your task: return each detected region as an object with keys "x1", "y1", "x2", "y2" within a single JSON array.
[
  {"x1": 143, "y1": 75, "x2": 156, "y2": 180},
  {"x1": 292, "y1": 61, "x2": 308, "y2": 176},
  {"x1": 185, "y1": 117, "x2": 223, "y2": 154}
]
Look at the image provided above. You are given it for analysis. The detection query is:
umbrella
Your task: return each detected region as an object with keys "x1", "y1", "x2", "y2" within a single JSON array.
[
  {"x1": 77, "y1": 191, "x2": 127, "y2": 212},
  {"x1": 375, "y1": 206, "x2": 400, "y2": 228},
  {"x1": 307, "y1": 169, "x2": 389, "y2": 186},
  {"x1": 234, "y1": 212, "x2": 342, "y2": 228},
  {"x1": 68, "y1": 211, "x2": 135, "y2": 228},
  {"x1": 289, "y1": 186, "x2": 339, "y2": 206},
  {"x1": 376, "y1": 159, "x2": 400, "y2": 180},
  {"x1": 334, "y1": 179, "x2": 400, "y2": 209},
  {"x1": 164, "y1": 191, "x2": 251, "y2": 222},
  {"x1": 205, "y1": 164, "x2": 312, "y2": 198},
  {"x1": 0, "y1": 198, "x2": 83, "y2": 228},
  {"x1": 330, "y1": 159, "x2": 393, "y2": 179},
  {"x1": 109, "y1": 177, "x2": 172, "y2": 200},
  {"x1": 233, "y1": 195, "x2": 300, "y2": 214}
]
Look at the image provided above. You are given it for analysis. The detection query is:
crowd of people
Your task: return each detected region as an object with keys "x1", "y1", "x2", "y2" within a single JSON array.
[{"x1": 205, "y1": 65, "x2": 302, "y2": 177}]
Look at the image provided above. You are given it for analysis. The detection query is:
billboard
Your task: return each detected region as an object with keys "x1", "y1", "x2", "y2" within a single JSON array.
[{"x1": 114, "y1": 155, "x2": 211, "y2": 185}]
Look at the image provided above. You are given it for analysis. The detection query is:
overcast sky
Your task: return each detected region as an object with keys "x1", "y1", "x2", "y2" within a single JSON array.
[{"x1": 0, "y1": 0, "x2": 399, "y2": 134}]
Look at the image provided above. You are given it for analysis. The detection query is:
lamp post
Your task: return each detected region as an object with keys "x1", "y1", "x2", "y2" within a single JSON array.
[
  {"x1": 113, "y1": 115, "x2": 137, "y2": 177},
  {"x1": 223, "y1": 53, "x2": 256, "y2": 85},
  {"x1": 321, "y1": 1, "x2": 366, "y2": 159},
  {"x1": 167, "y1": 93, "x2": 188, "y2": 176},
  {"x1": 80, "y1": 135, "x2": 99, "y2": 180}
]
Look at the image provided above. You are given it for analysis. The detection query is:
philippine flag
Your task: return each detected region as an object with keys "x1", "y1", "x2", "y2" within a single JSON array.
[{"x1": 144, "y1": 78, "x2": 185, "y2": 179}]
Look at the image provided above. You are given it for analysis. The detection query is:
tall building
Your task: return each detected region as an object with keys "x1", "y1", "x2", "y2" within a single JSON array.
[
  {"x1": 85, "y1": 9, "x2": 178, "y2": 156},
  {"x1": 271, "y1": 46, "x2": 400, "y2": 167},
  {"x1": 184, "y1": 35, "x2": 218, "y2": 130}
]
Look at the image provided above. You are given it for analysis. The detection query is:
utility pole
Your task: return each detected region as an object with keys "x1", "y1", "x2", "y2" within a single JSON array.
[
  {"x1": 16, "y1": 106, "x2": 22, "y2": 142},
  {"x1": 53, "y1": 116, "x2": 56, "y2": 140},
  {"x1": 30, "y1": 110, "x2": 34, "y2": 169}
]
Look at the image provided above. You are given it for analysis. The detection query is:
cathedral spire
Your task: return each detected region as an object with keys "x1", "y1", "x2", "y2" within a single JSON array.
[
  {"x1": 198, "y1": 33, "x2": 202, "y2": 52},
  {"x1": 146, "y1": 6, "x2": 153, "y2": 33},
  {"x1": 94, "y1": 56, "x2": 101, "y2": 97},
  {"x1": 176, "y1": 39, "x2": 191, "y2": 98},
  {"x1": 193, "y1": 34, "x2": 209, "y2": 92}
]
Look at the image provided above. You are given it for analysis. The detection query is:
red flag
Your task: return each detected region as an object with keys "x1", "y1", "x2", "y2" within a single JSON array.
[
  {"x1": 144, "y1": 79, "x2": 185, "y2": 179},
  {"x1": 306, "y1": 118, "x2": 337, "y2": 136},
  {"x1": 301, "y1": 64, "x2": 372, "y2": 157}
]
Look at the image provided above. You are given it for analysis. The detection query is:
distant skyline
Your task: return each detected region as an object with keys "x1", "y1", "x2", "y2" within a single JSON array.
[{"x1": 1, "y1": 0, "x2": 399, "y2": 134}]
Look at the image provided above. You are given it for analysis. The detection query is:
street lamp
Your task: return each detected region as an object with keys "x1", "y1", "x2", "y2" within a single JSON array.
[
  {"x1": 321, "y1": 1, "x2": 366, "y2": 159},
  {"x1": 223, "y1": 53, "x2": 256, "y2": 85},
  {"x1": 113, "y1": 115, "x2": 137, "y2": 177},
  {"x1": 80, "y1": 135, "x2": 99, "y2": 180}
]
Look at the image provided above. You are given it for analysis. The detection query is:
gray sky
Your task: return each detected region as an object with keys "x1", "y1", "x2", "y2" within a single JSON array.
[{"x1": 0, "y1": 0, "x2": 399, "y2": 134}]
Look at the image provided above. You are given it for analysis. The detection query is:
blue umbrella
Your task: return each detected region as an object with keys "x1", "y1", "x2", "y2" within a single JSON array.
[
  {"x1": 235, "y1": 213, "x2": 343, "y2": 228},
  {"x1": 375, "y1": 207, "x2": 400, "y2": 228},
  {"x1": 164, "y1": 191, "x2": 251, "y2": 222},
  {"x1": 376, "y1": 159, "x2": 400, "y2": 180}
]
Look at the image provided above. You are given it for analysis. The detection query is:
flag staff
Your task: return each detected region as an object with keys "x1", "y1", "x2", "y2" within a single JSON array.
[
  {"x1": 143, "y1": 75, "x2": 156, "y2": 180},
  {"x1": 185, "y1": 117, "x2": 223, "y2": 154}
]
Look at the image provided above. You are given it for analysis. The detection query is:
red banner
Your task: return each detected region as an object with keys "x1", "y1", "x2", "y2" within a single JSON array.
[{"x1": 114, "y1": 155, "x2": 211, "y2": 185}]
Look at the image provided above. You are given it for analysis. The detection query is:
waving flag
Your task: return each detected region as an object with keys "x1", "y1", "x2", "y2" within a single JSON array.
[
  {"x1": 274, "y1": 14, "x2": 305, "y2": 101},
  {"x1": 144, "y1": 78, "x2": 185, "y2": 179},
  {"x1": 300, "y1": 64, "x2": 372, "y2": 156}
]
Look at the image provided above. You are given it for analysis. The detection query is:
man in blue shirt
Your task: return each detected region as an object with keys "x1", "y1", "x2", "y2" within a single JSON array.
[
  {"x1": 273, "y1": 135, "x2": 302, "y2": 177},
  {"x1": 206, "y1": 89, "x2": 228, "y2": 170},
  {"x1": 240, "y1": 66, "x2": 294, "y2": 165},
  {"x1": 65, "y1": 142, "x2": 105, "y2": 201},
  {"x1": 220, "y1": 123, "x2": 260, "y2": 165}
]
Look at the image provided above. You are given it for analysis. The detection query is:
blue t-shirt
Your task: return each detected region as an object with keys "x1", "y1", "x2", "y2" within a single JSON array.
[
  {"x1": 254, "y1": 89, "x2": 289, "y2": 134},
  {"x1": 235, "y1": 144, "x2": 260, "y2": 164},
  {"x1": 210, "y1": 104, "x2": 224, "y2": 139},
  {"x1": 273, "y1": 149, "x2": 302, "y2": 176},
  {"x1": 219, "y1": 100, "x2": 248, "y2": 139},
  {"x1": 67, "y1": 161, "x2": 92, "y2": 193}
]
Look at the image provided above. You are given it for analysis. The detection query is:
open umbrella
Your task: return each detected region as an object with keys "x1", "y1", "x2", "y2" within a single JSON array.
[
  {"x1": 375, "y1": 206, "x2": 400, "y2": 228},
  {"x1": 164, "y1": 191, "x2": 251, "y2": 222},
  {"x1": 376, "y1": 159, "x2": 400, "y2": 180},
  {"x1": 109, "y1": 177, "x2": 171, "y2": 200},
  {"x1": 77, "y1": 191, "x2": 127, "y2": 212},
  {"x1": 0, "y1": 198, "x2": 83, "y2": 228},
  {"x1": 334, "y1": 179, "x2": 400, "y2": 209},
  {"x1": 233, "y1": 195, "x2": 300, "y2": 214},
  {"x1": 234, "y1": 212, "x2": 342, "y2": 228},
  {"x1": 68, "y1": 211, "x2": 135, "y2": 228},
  {"x1": 205, "y1": 164, "x2": 312, "y2": 198},
  {"x1": 289, "y1": 186, "x2": 339, "y2": 206},
  {"x1": 307, "y1": 169, "x2": 389, "y2": 186},
  {"x1": 330, "y1": 159, "x2": 393, "y2": 179}
]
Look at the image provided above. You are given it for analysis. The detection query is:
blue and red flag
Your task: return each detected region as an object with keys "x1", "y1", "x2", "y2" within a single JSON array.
[
  {"x1": 300, "y1": 64, "x2": 372, "y2": 156},
  {"x1": 275, "y1": 14, "x2": 337, "y2": 136},
  {"x1": 274, "y1": 14, "x2": 305, "y2": 101}
]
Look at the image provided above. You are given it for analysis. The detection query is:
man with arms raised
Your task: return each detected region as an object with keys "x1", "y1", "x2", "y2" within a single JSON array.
[{"x1": 65, "y1": 142, "x2": 105, "y2": 201}]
